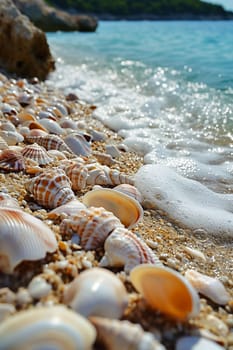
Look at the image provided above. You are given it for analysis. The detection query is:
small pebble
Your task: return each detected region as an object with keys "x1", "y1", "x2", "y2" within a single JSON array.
[{"x1": 28, "y1": 276, "x2": 52, "y2": 299}]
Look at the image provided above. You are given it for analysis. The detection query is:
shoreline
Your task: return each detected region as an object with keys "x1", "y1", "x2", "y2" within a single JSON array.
[{"x1": 0, "y1": 72, "x2": 232, "y2": 349}]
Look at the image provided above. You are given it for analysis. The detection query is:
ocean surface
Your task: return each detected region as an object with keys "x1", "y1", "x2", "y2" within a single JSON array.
[{"x1": 46, "y1": 21, "x2": 233, "y2": 237}]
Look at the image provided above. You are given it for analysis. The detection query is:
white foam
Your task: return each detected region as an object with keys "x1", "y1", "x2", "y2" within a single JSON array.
[{"x1": 134, "y1": 165, "x2": 233, "y2": 237}]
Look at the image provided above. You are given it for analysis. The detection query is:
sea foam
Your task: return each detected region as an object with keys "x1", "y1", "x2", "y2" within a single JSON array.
[{"x1": 134, "y1": 165, "x2": 233, "y2": 237}]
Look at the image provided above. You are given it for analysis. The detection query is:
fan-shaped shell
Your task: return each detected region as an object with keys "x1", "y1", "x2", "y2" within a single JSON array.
[
  {"x1": 64, "y1": 162, "x2": 88, "y2": 191},
  {"x1": 82, "y1": 188, "x2": 143, "y2": 229},
  {"x1": 100, "y1": 227, "x2": 162, "y2": 273},
  {"x1": 0, "y1": 149, "x2": 25, "y2": 172},
  {"x1": 90, "y1": 317, "x2": 166, "y2": 350},
  {"x1": 63, "y1": 267, "x2": 128, "y2": 319},
  {"x1": 0, "y1": 207, "x2": 57, "y2": 273},
  {"x1": 21, "y1": 143, "x2": 53, "y2": 165},
  {"x1": 0, "y1": 306, "x2": 96, "y2": 350},
  {"x1": 25, "y1": 169, "x2": 75, "y2": 209},
  {"x1": 130, "y1": 264, "x2": 200, "y2": 321},
  {"x1": 60, "y1": 206, "x2": 122, "y2": 250},
  {"x1": 25, "y1": 134, "x2": 73, "y2": 154}
]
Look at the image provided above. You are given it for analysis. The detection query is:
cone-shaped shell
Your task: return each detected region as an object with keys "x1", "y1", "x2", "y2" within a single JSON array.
[
  {"x1": 25, "y1": 169, "x2": 75, "y2": 209},
  {"x1": 0, "y1": 149, "x2": 25, "y2": 172},
  {"x1": 130, "y1": 264, "x2": 200, "y2": 321},
  {"x1": 0, "y1": 306, "x2": 96, "y2": 350},
  {"x1": 21, "y1": 143, "x2": 53, "y2": 165},
  {"x1": 64, "y1": 267, "x2": 128, "y2": 319},
  {"x1": 82, "y1": 188, "x2": 143, "y2": 229},
  {"x1": 64, "y1": 162, "x2": 88, "y2": 191},
  {"x1": 0, "y1": 208, "x2": 57, "y2": 273}
]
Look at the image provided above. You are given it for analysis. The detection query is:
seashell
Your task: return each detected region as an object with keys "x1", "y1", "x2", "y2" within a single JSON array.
[
  {"x1": 18, "y1": 92, "x2": 33, "y2": 106},
  {"x1": 176, "y1": 336, "x2": 225, "y2": 350},
  {"x1": 64, "y1": 133, "x2": 91, "y2": 156},
  {"x1": 0, "y1": 121, "x2": 16, "y2": 132},
  {"x1": 17, "y1": 111, "x2": 37, "y2": 123},
  {"x1": 0, "y1": 130, "x2": 24, "y2": 146},
  {"x1": 22, "y1": 120, "x2": 48, "y2": 132},
  {"x1": 25, "y1": 128, "x2": 48, "y2": 138},
  {"x1": 0, "y1": 136, "x2": 9, "y2": 150},
  {"x1": 0, "y1": 303, "x2": 16, "y2": 323},
  {"x1": 37, "y1": 110, "x2": 57, "y2": 121},
  {"x1": 21, "y1": 143, "x2": 53, "y2": 165},
  {"x1": 0, "y1": 207, "x2": 57, "y2": 273},
  {"x1": 25, "y1": 134, "x2": 74, "y2": 154},
  {"x1": 63, "y1": 267, "x2": 128, "y2": 319},
  {"x1": 39, "y1": 118, "x2": 65, "y2": 135},
  {"x1": 86, "y1": 163, "x2": 134, "y2": 186},
  {"x1": 114, "y1": 183, "x2": 143, "y2": 203},
  {"x1": 106, "y1": 144, "x2": 121, "y2": 158},
  {"x1": 54, "y1": 102, "x2": 68, "y2": 117},
  {"x1": 1, "y1": 103, "x2": 17, "y2": 116},
  {"x1": 90, "y1": 317, "x2": 166, "y2": 350},
  {"x1": 60, "y1": 206, "x2": 122, "y2": 250},
  {"x1": 47, "y1": 149, "x2": 67, "y2": 160},
  {"x1": 25, "y1": 169, "x2": 75, "y2": 209},
  {"x1": 48, "y1": 199, "x2": 86, "y2": 220},
  {"x1": 100, "y1": 227, "x2": 162, "y2": 273},
  {"x1": 0, "y1": 306, "x2": 96, "y2": 350},
  {"x1": 0, "y1": 149, "x2": 25, "y2": 172},
  {"x1": 64, "y1": 162, "x2": 88, "y2": 191},
  {"x1": 130, "y1": 264, "x2": 200, "y2": 321},
  {"x1": 82, "y1": 187, "x2": 143, "y2": 229},
  {"x1": 60, "y1": 117, "x2": 77, "y2": 130},
  {"x1": 0, "y1": 192, "x2": 20, "y2": 209},
  {"x1": 93, "y1": 151, "x2": 117, "y2": 166},
  {"x1": 184, "y1": 269, "x2": 230, "y2": 305}
]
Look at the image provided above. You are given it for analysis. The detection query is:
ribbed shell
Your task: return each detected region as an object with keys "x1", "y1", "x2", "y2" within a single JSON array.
[
  {"x1": 64, "y1": 162, "x2": 88, "y2": 191},
  {"x1": 0, "y1": 208, "x2": 57, "y2": 273},
  {"x1": 114, "y1": 184, "x2": 143, "y2": 203},
  {"x1": 100, "y1": 227, "x2": 163, "y2": 273},
  {"x1": 25, "y1": 169, "x2": 75, "y2": 209},
  {"x1": 21, "y1": 143, "x2": 53, "y2": 165},
  {"x1": 86, "y1": 163, "x2": 134, "y2": 186},
  {"x1": 90, "y1": 317, "x2": 166, "y2": 350},
  {"x1": 60, "y1": 206, "x2": 122, "y2": 250},
  {"x1": 0, "y1": 149, "x2": 25, "y2": 172},
  {"x1": 25, "y1": 134, "x2": 73, "y2": 154}
]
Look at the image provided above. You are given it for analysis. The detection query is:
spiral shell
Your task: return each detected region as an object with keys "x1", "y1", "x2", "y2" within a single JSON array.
[
  {"x1": 25, "y1": 134, "x2": 73, "y2": 154},
  {"x1": 64, "y1": 267, "x2": 128, "y2": 319},
  {"x1": 0, "y1": 306, "x2": 96, "y2": 350},
  {"x1": 0, "y1": 207, "x2": 57, "y2": 273},
  {"x1": 90, "y1": 317, "x2": 166, "y2": 350},
  {"x1": 25, "y1": 169, "x2": 75, "y2": 209},
  {"x1": 0, "y1": 149, "x2": 25, "y2": 172},
  {"x1": 64, "y1": 162, "x2": 88, "y2": 191},
  {"x1": 86, "y1": 163, "x2": 134, "y2": 186},
  {"x1": 21, "y1": 143, "x2": 53, "y2": 165},
  {"x1": 60, "y1": 206, "x2": 122, "y2": 250},
  {"x1": 99, "y1": 227, "x2": 162, "y2": 273},
  {"x1": 114, "y1": 184, "x2": 143, "y2": 203}
]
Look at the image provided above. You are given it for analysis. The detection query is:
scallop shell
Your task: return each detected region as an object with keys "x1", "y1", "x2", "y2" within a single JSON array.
[
  {"x1": 130, "y1": 264, "x2": 200, "y2": 321},
  {"x1": 0, "y1": 207, "x2": 57, "y2": 273},
  {"x1": 21, "y1": 143, "x2": 53, "y2": 165},
  {"x1": 90, "y1": 317, "x2": 166, "y2": 350},
  {"x1": 64, "y1": 162, "x2": 88, "y2": 191},
  {"x1": 0, "y1": 149, "x2": 25, "y2": 172},
  {"x1": 25, "y1": 134, "x2": 73, "y2": 154},
  {"x1": 184, "y1": 269, "x2": 230, "y2": 305},
  {"x1": 60, "y1": 206, "x2": 122, "y2": 250},
  {"x1": 86, "y1": 163, "x2": 134, "y2": 186},
  {"x1": 25, "y1": 169, "x2": 75, "y2": 209},
  {"x1": 114, "y1": 184, "x2": 143, "y2": 203},
  {"x1": 0, "y1": 306, "x2": 96, "y2": 350},
  {"x1": 100, "y1": 227, "x2": 162, "y2": 273},
  {"x1": 48, "y1": 199, "x2": 86, "y2": 220},
  {"x1": 64, "y1": 133, "x2": 91, "y2": 156},
  {"x1": 63, "y1": 267, "x2": 128, "y2": 319},
  {"x1": 82, "y1": 187, "x2": 143, "y2": 229}
]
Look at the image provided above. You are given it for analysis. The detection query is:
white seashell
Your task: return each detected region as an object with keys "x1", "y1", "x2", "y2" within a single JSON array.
[
  {"x1": 21, "y1": 143, "x2": 53, "y2": 165},
  {"x1": 0, "y1": 207, "x2": 57, "y2": 273},
  {"x1": 48, "y1": 199, "x2": 86, "y2": 219},
  {"x1": 0, "y1": 130, "x2": 24, "y2": 146},
  {"x1": 86, "y1": 163, "x2": 134, "y2": 186},
  {"x1": 0, "y1": 303, "x2": 16, "y2": 323},
  {"x1": 93, "y1": 151, "x2": 117, "y2": 166},
  {"x1": 0, "y1": 136, "x2": 9, "y2": 150},
  {"x1": 47, "y1": 149, "x2": 67, "y2": 160},
  {"x1": 176, "y1": 336, "x2": 225, "y2": 350},
  {"x1": 114, "y1": 183, "x2": 143, "y2": 203},
  {"x1": 0, "y1": 121, "x2": 16, "y2": 132},
  {"x1": 184, "y1": 269, "x2": 230, "y2": 305},
  {"x1": 28, "y1": 276, "x2": 52, "y2": 299},
  {"x1": 100, "y1": 227, "x2": 162, "y2": 273},
  {"x1": 0, "y1": 306, "x2": 96, "y2": 350},
  {"x1": 64, "y1": 267, "x2": 128, "y2": 319},
  {"x1": 39, "y1": 118, "x2": 65, "y2": 135},
  {"x1": 182, "y1": 246, "x2": 206, "y2": 262},
  {"x1": 0, "y1": 192, "x2": 20, "y2": 209},
  {"x1": 60, "y1": 206, "x2": 122, "y2": 250},
  {"x1": 106, "y1": 144, "x2": 121, "y2": 158},
  {"x1": 25, "y1": 134, "x2": 73, "y2": 154},
  {"x1": 64, "y1": 133, "x2": 91, "y2": 156},
  {"x1": 90, "y1": 317, "x2": 166, "y2": 350},
  {"x1": 60, "y1": 117, "x2": 77, "y2": 130}
]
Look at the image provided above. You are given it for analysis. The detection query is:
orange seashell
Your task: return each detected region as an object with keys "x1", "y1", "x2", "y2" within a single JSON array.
[
  {"x1": 64, "y1": 162, "x2": 88, "y2": 191},
  {"x1": 17, "y1": 111, "x2": 37, "y2": 123},
  {"x1": 60, "y1": 206, "x2": 122, "y2": 250},
  {"x1": 0, "y1": 149, "x2": 25, "y2": 172},
  {"x1": 25, "y1": 134, "x2": 73, "y2": 154},
  {"x1": 25, "y1": 169, "x2": 75, "y2": 209},
  {"x1": 26, "y1": 121, "x2": 48, "y2": 132},
  {"x1": 25, "y1": 129, "x2": 48, "y2": 138},
  {"x1": 130, "y1": 264, "x2": 200, "y2": 321},
  {"x1": 21, "y1": 143, "x2": 53, "y2": 165}
]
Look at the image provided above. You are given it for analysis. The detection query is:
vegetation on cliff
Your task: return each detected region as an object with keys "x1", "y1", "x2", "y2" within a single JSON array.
[{"x1": 45, "y1": 0, "x2": 231, "y2": 18}]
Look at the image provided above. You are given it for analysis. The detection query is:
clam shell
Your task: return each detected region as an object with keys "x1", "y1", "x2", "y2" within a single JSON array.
[
  {"x1": 64, "y1": 133, "x2": 91, "y2": 156},
  {"x1": 21, "y1": 143, "x2": 53, "y2": 165},
  {"x1": 100, "y1": 227, "x2": 162, "y2": 273},
  {"x1": 39, "y1": 118, "x2": 65, "y2": 135},
  {"x1": 0, "y1": 306, "x2": 96, "y2": 350},
  {"x1": 48, "y1": 199, "x2": 86, "y2": 220},
  {"x1": 25, "y1": 169, "x2": 75, "y2": 209},
  {"x1": 184, "y1": 269, "x2": 230, "y2": 305},
  {"x1": 130, "y1": 264, "x2": 200, "y2": 321},
  {"x1": 90, "y1": 317, "x2": 166, "y2": 350},
  {"x1": 25, "y1": 134, "x2": 73, "y2": 154},
  {"x1": 64, "y1": 267, "x2": 128, "y2": 319},
  {"x1": 82, "y1": 188, "x2": 143, "y2": 229},
  {"x1": 0, "y1": 149, "x2": 25, "y2": 172},
  {"x1": 64, "y1": 162, "x2": 88, "y2": 191},
  {"x1": 60, "y1": 206, "x2": 122, "y2": 250},
  {"x1": 0, "y1": 207, "x2": 57, "y2": 273}
]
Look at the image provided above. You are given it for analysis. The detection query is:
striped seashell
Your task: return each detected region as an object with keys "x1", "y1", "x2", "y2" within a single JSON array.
[
  {"x1": 114, "y1": 184, "x2": 143, "y2": 203},
  {"x1": 86, "y1": 163, "x2": 134, "y2": 186},
  {"x1": 0, "y1": 192, "x2": 20, "y2": 209},
  {"x1": 25, "y1": 134, "x2": 73, "y2": 154},
  {"x1": 48, "y1": 199, "x2": 86, "y2": 220},
  {"x1": 99, "y1": 227, "x2": 163, "y2": 273},
  {"x1": 64, "y1": 133, "x2": 91, "y2": 156},
  {"x1": 25, "y1": 169, "x2": 75, "y2": 209},
  {"x1": 64, "y1": 162, "x2": 88, "y2": 191},
  {"x1": 0, "y1": 136, "x2": 9, "y2": 150},
  {"x1": 21, "y1": 143, "x2": 53, "y2": 165},
  {"x1": 60, "y1": 206, "x2": 122, "y2": 250},
  {"x1": 90, "y1": 317, "x2": 166, "y2": 350},
  {"x1": 0, "y1": 149, "x2": 25, "y2": 172},
  {"x1": 0, "y1": 207, "x2": 57, "y2": 273},
  {"x1": 0, "y1": 306, "x2": 96, "y2": 350},
  {"x1": 64, "y1": 268, "x2": 128, "y2": 319},
  {"x1": 25, "y1": 128, "x2": 48, "y2": 138}
]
